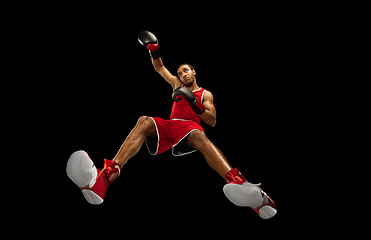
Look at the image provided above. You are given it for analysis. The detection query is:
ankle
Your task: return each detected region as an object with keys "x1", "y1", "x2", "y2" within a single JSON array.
[{"x1": 101, "y1": 159, "x2": 121, "y2": 185}]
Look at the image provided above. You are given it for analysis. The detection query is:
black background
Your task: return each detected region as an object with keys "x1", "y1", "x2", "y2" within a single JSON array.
[{"x1": 23, "y1": 5, "x2": 314, "y2": 236}]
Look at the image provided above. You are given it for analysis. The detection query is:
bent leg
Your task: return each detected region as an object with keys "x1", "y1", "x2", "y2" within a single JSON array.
[
  {"x1": 113, "y1": 116, "x2": 156, "y2": 168},
  {"x1": 187, "y1": 131, "x2": 232, "y2": 181}
]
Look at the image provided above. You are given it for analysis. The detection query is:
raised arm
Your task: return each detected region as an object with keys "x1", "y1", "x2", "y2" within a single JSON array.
[
  {"x1": 138, "y1": 31, "x2": 182, "y2": 91},
  {"x1": 152, "y1": 57, "x2": 182, "y2": 91}
]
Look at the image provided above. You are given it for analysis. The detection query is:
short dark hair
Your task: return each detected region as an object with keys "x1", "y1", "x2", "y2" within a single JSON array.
[{"x1": 178, "y1": 63, "x2": 194, "y2": 70}]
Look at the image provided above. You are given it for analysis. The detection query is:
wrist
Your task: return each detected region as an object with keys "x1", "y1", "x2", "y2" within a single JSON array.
[
  {"x1": 192, "y1": 100, "x2": 205, "y2": 114},
  {"x1": 149, "y1": 49, "x2": 161, "y2": 59},
  {"x1": 147, "y1": 43, "x2": 160, "y2": 59}
]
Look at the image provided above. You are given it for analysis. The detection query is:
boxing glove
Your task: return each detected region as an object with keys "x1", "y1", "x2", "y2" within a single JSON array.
[
  {"x1": 138, "y1": 30, "x2": 161, "y2": 59},
  {"x1": 172, "y1": 86, "x2": 205, "y2": 114}
]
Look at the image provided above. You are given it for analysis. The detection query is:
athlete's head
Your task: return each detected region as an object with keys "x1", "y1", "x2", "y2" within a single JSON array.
[{"x1": 177, "y1": 63, "x2": 196, "y2": 87}]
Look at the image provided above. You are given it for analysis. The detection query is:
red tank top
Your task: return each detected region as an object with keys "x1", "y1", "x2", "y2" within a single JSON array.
[{"x1": 170, "y1": 87, "x2": 206, "y2": 125}]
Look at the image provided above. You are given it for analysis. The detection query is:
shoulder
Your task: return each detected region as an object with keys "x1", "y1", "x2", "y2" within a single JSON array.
[
  {"x1": 173, "y1": 80, "x2": 184, "y2": 91},
  {"x1": 202, "y1": 89, "x2": 214, "y2": 103}
]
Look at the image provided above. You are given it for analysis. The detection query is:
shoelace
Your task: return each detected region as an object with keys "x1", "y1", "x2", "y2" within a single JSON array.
[
  {"x1": 227, "y1": 172, "x2": 262, "y2": 186},
  {"x1": 232, "y1": 175, "x2": 243, "y2": 181},
  {"x1": 227, "y1": 172, "x2": 243, "y2": 182},
  {"x1": 94, "y1": 159, "x2": 114, "y2": 182}
]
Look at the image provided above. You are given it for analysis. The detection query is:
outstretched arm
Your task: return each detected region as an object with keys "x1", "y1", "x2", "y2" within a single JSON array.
[
  {"x1": 152, "y1": 57, "x2": 182, "y2": 91},
  {"x1": 138, "y1": 31, "x2": 182, "y2": 91}
]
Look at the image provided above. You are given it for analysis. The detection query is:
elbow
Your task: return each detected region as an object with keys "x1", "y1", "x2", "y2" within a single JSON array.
[
  {"x1": 209, "y1": 118, "x2": 217, "y2": 127},
  {"x1": 200, "y1": 111, "x2": 216, "y2": 127}
]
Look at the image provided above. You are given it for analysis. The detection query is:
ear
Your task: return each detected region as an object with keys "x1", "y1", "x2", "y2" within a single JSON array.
[{"x1": 193, "y1": 70, "x2": 196, "y2": 75}]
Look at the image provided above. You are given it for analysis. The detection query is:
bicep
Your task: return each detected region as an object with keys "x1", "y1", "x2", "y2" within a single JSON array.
[
  {"x1": 203, "y1": 91, "x2": 216, "y2": 115},
  {"x1": 156, "y1": 67, "x2": 182, "y2": 90}
]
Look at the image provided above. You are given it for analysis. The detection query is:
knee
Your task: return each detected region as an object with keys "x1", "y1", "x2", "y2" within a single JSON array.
[{"x1": 136, "y1": 116, "x2": 154, "y2": 134}]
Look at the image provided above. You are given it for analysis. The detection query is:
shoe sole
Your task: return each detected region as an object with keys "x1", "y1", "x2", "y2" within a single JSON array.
[
  {"x1": 259, "y1": 206, "x2": 277, "y2": 219},
  {"x1": 81, "y1": 190, "x2": 103, "y2": 205},
  {"x1": 223, "y1": 182, "x2": 263, "y2": 208},
  {"x1": 67, "y1": 150, "x2": 103, "y2": 205}
]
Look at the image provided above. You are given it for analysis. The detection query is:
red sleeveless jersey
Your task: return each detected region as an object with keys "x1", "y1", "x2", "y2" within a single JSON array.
[{"x1": 170, "y1": 87, "x2": 206, "y2": 125}]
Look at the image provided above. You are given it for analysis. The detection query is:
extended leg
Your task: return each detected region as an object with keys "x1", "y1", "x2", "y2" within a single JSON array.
[
  {"x1": 186, "y1": 131, "x2": 277, "y2": 219},
  {"x1": 187, "y1": 130, "x2": 232, "y2": 181},
  {"x1": 67, "y1": 116, "x2": 156, "y2": 205},
  {"x1": 113, "y1": 116, "x2": 156, "y2": 167}
]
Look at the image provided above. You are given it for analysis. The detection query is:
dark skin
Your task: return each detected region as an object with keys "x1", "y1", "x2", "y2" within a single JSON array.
[
  {"x1": 176, "y1": 65, "x2": 216, "y2": 127},
  {"x1": 155, "y1": 58, "x2": 217, "y2": 127},
  {"x1": 112, "y1": 57, "x2": 232, "y2": 181}
]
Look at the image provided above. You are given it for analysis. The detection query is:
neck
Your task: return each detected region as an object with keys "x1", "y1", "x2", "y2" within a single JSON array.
[{"x1": 186, "y1": 79, "x2": 199, "y2": 91}]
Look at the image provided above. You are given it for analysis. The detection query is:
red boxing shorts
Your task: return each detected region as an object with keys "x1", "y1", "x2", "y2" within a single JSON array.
[{"x1": 145, "y1": 117, "x2": 204, "y2": 156}]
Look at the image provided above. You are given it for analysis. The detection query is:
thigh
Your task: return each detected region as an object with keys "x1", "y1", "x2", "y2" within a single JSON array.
[
  {"x1": 145, "y1": 117, "x2": 174, "y2": 155},
  {"x1": 186, "y1": 127, "x2": 209, "y2": 150},
  {"x1": 171, "y1": 120, "x2": 204, "y2": 156}
]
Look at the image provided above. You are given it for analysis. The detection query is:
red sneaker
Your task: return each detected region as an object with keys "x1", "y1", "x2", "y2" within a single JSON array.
[
  {"x1": 223, "y1": 167, "x2": 277, "y2": 219},
  {"x1": 67, "y1": 150, "x2": 121, "y2": 205}
]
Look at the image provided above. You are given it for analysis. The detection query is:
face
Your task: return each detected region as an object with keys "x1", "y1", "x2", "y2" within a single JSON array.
[{"x1": 177, "y1": 65, "x2": 196, "y2": 87}]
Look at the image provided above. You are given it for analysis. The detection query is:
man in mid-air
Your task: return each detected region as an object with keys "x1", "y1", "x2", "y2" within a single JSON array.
[{"x1": 67, "y1": 31, "x2": 277, "y2": 219}]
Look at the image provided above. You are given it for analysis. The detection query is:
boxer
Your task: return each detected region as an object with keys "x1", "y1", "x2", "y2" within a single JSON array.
[{"x1": 66, "y1": 31, "x2": 276, "y2": 219}]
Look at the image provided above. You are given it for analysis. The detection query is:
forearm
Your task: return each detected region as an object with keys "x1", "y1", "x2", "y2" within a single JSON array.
[
  {"x1": 200, "y1": 109, "x2": 217, "y2": 127},
  {"x1": 152, "y1": 57, "x2": 164, "y2": 71}
]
